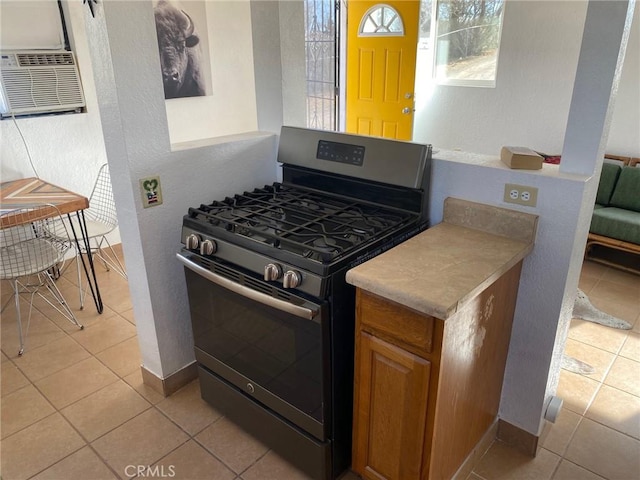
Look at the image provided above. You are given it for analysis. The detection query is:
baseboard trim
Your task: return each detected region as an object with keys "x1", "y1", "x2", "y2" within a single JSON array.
[
  {"x1": 452, "y1": 419, "x2": 499, "y2": 480},
  {"x1": 497, "y1": 419, "x2": 539, "y2": 457},
  {"x1": 141, "y1": 362, "x2": 198, "y2": 397}
]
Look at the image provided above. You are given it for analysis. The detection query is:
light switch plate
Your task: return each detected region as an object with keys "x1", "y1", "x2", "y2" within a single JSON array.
[{"x1": 140, "y1": 176, "x2": 163, "y2": 208}]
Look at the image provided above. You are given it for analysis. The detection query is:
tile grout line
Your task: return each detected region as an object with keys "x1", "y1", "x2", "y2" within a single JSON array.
[
  {"x1": 472, "y1": 261, "x2": 640, "y2": 480},
  {"x1": 131, "y1": 397, "x2": 274, "y2": 480},
  {"x1": 5, "y1": 374, "x2": 123, "y2": 480},
  {"x1": 26, "y1": 338, "x2": 148, "y2": 480},
  {"x1": 5, "y1": 257, "x2": 638, "y2": 480},
  {"x1": 2, "y1": 272, "x2": 142, "y2": 480},
  {"x1": 556, "y1": 268, "x2": 639, "y2": 479}
]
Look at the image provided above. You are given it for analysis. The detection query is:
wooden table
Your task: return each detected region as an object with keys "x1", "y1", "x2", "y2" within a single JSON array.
[{"x1": 1, "y1": 177, "x2": 104, "y2": 313}]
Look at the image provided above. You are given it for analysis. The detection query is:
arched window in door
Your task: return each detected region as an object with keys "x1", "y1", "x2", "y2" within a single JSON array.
[{"x1": 359, "y1": 4, "x2": 404, "y2": 36}]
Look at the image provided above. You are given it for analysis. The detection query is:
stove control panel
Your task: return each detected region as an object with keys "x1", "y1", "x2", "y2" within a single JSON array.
[
  {"x1": 316, "y1": 140, "x2": 365, "y2": 166},
  {"x1": 181, "y1": 226, "x2": 325, "y2": 298}
]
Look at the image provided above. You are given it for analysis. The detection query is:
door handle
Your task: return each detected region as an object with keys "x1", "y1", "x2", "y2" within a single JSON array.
[
  {"x1": 176, "y1": 252, "x2": 320, "y2": 321},
  {"x1": 402, "y1": 107, "x2": 412, "y2": 115}
]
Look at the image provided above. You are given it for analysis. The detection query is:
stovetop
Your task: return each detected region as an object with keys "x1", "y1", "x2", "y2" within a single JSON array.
[
  {"x1": 180, "y1": 127, "x2": 432, "y2": 297},
  {"x1": 185, "y1": 183, "x2": 419, "y2": 265}
]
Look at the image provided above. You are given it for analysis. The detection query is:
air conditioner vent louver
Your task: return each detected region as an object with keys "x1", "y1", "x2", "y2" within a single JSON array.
[
  {"x1": 16, "y1": 52, "x2": 75, "y2": 66},
  {"x1": 0, "y1": 50, "x2": 86, "y2": 117}
]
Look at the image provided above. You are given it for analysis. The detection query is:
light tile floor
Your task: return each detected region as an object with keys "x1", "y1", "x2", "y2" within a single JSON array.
[
  {"x1": 470, "y1": 260, "x2": 640, "y2": 480},
  {"x1": 1, "y1": 249, "x2": 639, "y2": 480}
]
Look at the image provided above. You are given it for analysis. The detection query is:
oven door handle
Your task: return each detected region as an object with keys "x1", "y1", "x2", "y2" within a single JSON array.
[{"x1": 176, "y1": 253, "x2": 320, "y2": 321}]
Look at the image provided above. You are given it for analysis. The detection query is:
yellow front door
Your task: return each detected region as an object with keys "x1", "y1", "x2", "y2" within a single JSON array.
[{"x1": 346, "y1": 1, "x2": 420, "y2": 140}]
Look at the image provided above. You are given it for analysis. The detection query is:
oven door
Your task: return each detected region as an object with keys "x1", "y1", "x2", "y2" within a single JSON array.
[{"x1": 177, "y1": 251, "x2": 329, "y2": 441}]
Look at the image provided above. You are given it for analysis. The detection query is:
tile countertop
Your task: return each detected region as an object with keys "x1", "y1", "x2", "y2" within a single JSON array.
[{"x1": 345, "y1": 197, "x2": 539, "y2": 320}]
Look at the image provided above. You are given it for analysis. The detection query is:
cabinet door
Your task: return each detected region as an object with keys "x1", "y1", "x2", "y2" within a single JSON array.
[{"x1": 353, "y1": 332, "x2": 431, "y2": 480}]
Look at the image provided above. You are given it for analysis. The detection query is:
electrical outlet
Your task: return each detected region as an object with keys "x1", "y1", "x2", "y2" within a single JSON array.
[
  {"x1": 504, "y1": 183, "x2": 538, "y2": 207},
  {"x1": 140, "y1": 175, "x2": 163, "y2": 208}
]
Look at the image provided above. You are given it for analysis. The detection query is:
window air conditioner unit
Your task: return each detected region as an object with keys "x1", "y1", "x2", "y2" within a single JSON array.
[{"x1": 0, "y1": 50, "x2": 86, "y2": 118}]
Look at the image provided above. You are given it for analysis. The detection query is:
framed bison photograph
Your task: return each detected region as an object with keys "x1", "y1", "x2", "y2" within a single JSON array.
[{"x1": 153, "y1": 0, "x2": 213, "y2": 99}]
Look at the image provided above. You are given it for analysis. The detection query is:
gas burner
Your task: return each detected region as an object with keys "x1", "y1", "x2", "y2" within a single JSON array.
[
  {"x1": 265, "y1": 208, "x2": 286, "y2": 221},
  {"x1": 313, "y1": 237, "x2": 339, "y2": 251},
  {"x1": 186, "y1": 183, "x2": 420, "y2": 265},
  {"x1": 293, "y1": 199, "x2": 323, "y2": 211},
  {"x1": 301, "y1": 237, "x2": 340, "y2": 262},
  {"x1": 340, "y1": 231, "x2": 367, "y2": 245}
]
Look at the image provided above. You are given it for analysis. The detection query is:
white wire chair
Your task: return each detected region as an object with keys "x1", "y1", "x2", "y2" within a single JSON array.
[
  {"x1": 1, "y1": 204, "x2": 84, "y2": 355},
  {"x1": 51, "y1": 164, "x2": 127, "y2": 309}
]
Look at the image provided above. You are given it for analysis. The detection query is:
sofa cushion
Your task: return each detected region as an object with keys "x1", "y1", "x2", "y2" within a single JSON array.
[
  {"x1": 590, "y1": 207, "x2": 640, "y2": 245},
  {"x1": 609, "y1": 166, "x2": 640, "y2": 212},
  {"x1": 596, "y1": 162, "x2": 621, "y2": 206}
]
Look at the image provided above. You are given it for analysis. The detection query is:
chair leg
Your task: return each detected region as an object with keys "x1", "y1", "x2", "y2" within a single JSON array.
[
  {"x1": 94, "y1": 237, "x2": 127, "y2": 279},
  {"x1": 91, "y1": 236, "x2": 111, "y2": 273},
  {"x1": 75, "y1": 251, "x2": 86, "y2": 310},
  {"x1": 38, "y1": 272, "x2": 84, "y2": 331},
  {"x1": 57, "y1": 241, "x2": 86, "y2": 310},
  {"x1": 13, "y1": 280, "x2": 25, "y2": 356},
  {"x1": 71, "y1": 235, "x2": 127, "y2": 311},
  {"x1": 1, "y1": 279, "x2": 28, "y2": 355}
]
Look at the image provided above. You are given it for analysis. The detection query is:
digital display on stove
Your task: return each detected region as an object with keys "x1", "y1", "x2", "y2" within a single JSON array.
[{"x1": 316, "y1": 140, "x2": 365, "y2": 166}]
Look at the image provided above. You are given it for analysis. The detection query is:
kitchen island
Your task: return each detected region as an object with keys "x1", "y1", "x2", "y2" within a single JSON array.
[{"x1": 346, "y1": 197, "x2": 538, "y2": 480}]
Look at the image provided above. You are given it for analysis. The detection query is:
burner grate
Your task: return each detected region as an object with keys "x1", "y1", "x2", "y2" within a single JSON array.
[{"x1": 188, "y1": 184, "x2": 415, "y2": 263}]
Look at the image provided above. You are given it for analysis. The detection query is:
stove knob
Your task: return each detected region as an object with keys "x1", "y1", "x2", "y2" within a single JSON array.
[
  {"x1": 200, "y1": 239, "x2": 216, "y2": 256},
  {"x1": 283, "y1": 270, "x2": 302, "y2": 289},
  {"x1": 264, "y1": 263, "x2": 282, "y2": 281},
  {"x1": 185, "y1": 233, "x2": 200, "y2": 250}
]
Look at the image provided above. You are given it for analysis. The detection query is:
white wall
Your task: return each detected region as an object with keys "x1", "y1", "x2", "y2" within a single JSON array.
[
  {"x1": 413, "y1": 1, "x2": 639, "y2": 158},
  {"x1": 420, "y1": 1, "x2": 635, "y2": 436},
  {"x1": 608, "y1": 3, "x2": 640, "y2": 156},
  {"x1": 1, "y1": 1, "x2": 108, "y2": 195},
  {"x1": 1, "y1": 0, "x2": 261, "y2": 189},
  {"x1": 428, "y1": 154, "x2": 590, "y2": 433},
  {"x1": 279, "y1": 0, "x2": 307, "y2": 128},
  {"x1": 164, "y1": 1, "x2": 259, "y2": 145},
  {"x1": 0, "y1": 1, "x2": 65, "y2": 50},
  {"x1": 80, "y1": 0, "x2": 280, "y2": 379},
  {"x1": 0, "y1": 0, "x2": 284, "y2": 380}
]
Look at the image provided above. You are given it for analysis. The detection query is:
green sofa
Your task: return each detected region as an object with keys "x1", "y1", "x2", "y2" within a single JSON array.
[{"x1": 586, "y1": 162, "x2": 640, "y2": 273}]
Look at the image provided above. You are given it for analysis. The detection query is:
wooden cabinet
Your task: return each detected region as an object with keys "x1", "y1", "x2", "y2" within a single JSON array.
[
  {"x1": 352, "y1": 332, "x2": 431, "y2": 480},
  {"x1": 352, "y1": 262, "x2": 523, "y2": 480}
]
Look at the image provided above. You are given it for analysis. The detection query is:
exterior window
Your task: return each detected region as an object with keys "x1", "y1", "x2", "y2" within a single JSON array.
[
  {"x1": 304, "y1": 0, "x2": 337, "y2": 130},
  {"x1": 359, "y1": 4, "x2": 404, "y2": 36},
  {"x1": 419, "y1": 0, "x2": 505, "y2": 87}
]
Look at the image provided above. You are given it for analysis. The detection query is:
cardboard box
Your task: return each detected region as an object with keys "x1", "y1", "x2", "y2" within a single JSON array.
[{"x1": 500, "y1": 146, "x2": 543, "y2": 170}]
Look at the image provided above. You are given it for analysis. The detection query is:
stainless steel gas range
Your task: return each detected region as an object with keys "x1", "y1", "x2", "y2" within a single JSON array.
[{"x1": 176, "y1": 126, "x2": 432, "y2": 480}]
